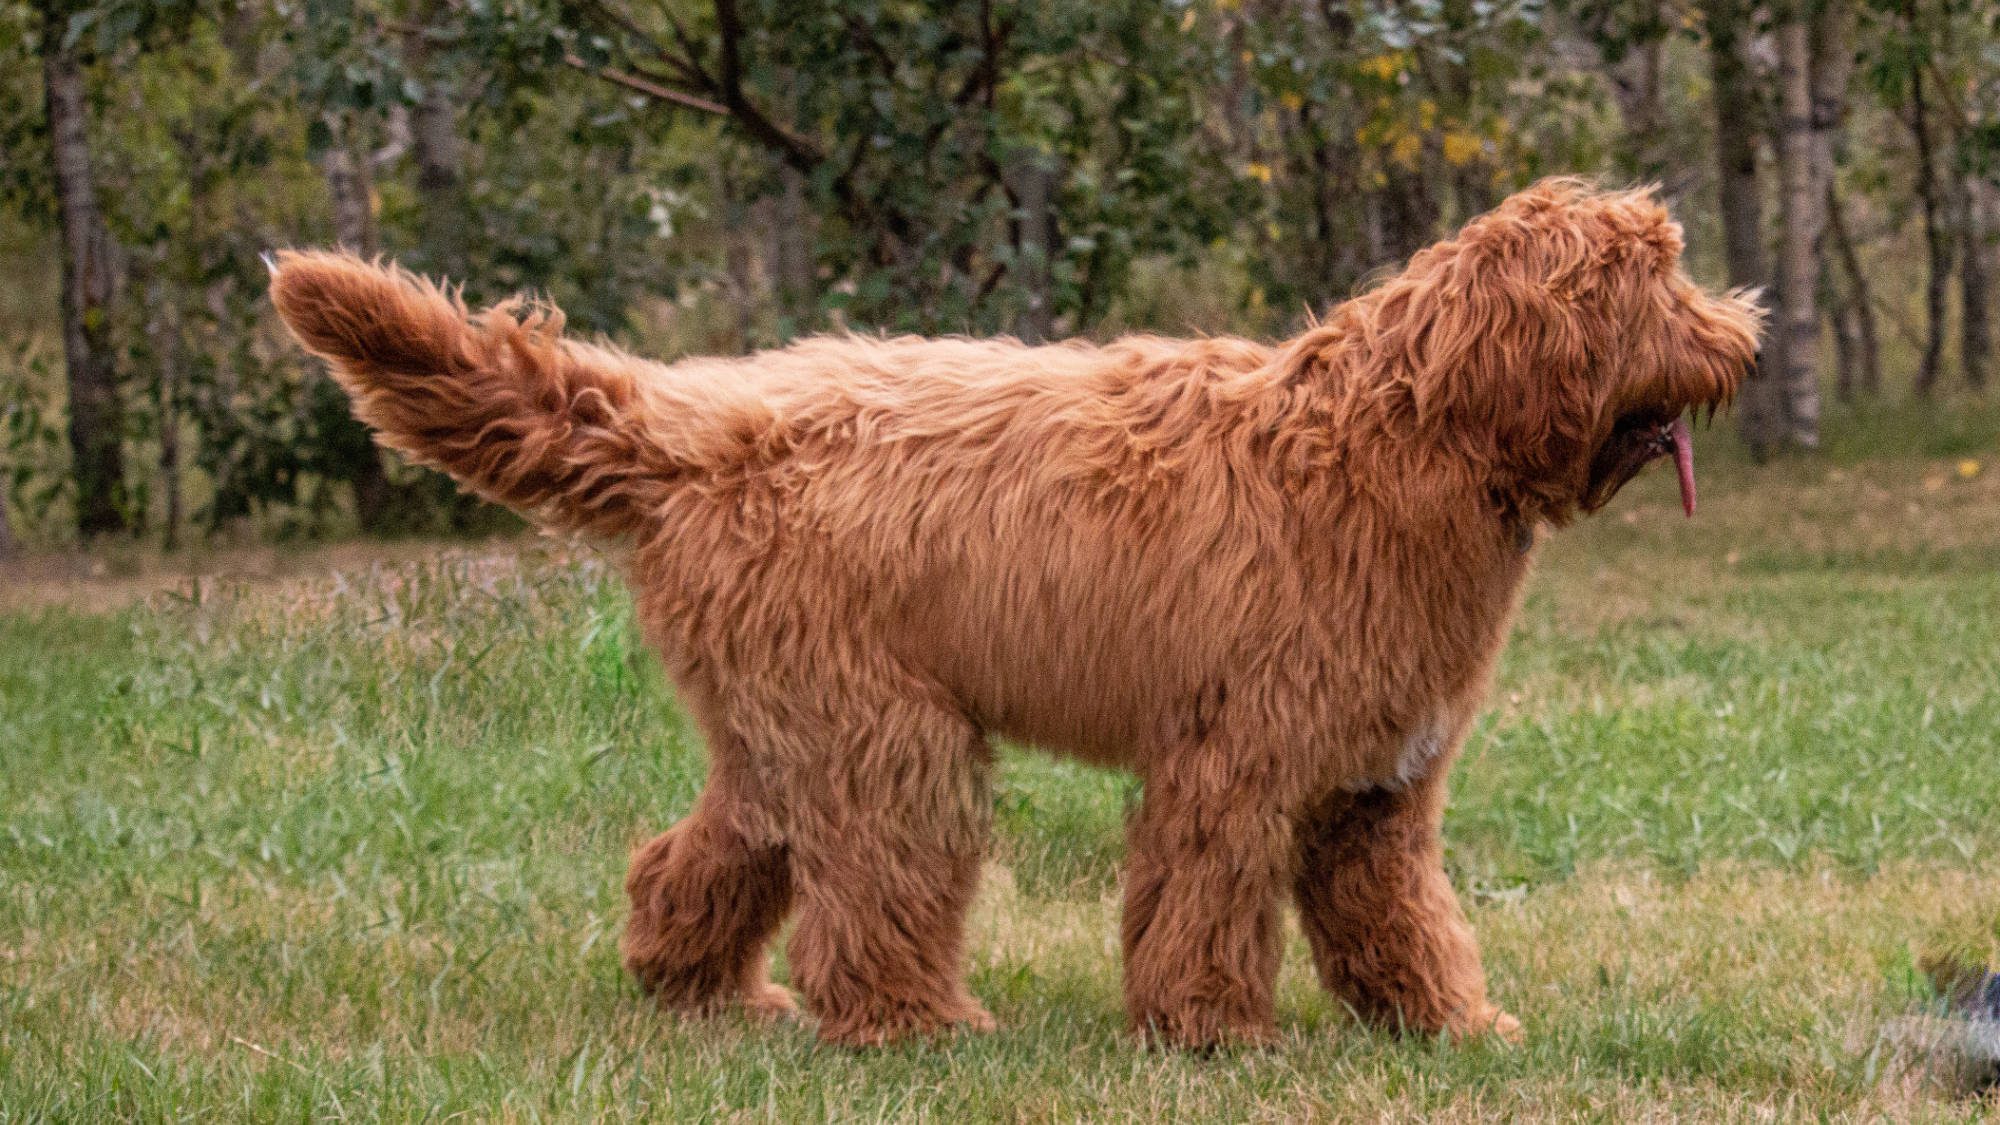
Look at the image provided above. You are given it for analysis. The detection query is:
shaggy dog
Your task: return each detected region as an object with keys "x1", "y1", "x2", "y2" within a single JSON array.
[{"x1": 270, "y1": 179, "x2": 1761, "y2": 1050}]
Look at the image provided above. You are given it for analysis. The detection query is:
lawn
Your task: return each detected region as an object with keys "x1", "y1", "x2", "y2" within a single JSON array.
[{"x1": 3, "y1": 407, "x2": 1998, "y2": 1120}]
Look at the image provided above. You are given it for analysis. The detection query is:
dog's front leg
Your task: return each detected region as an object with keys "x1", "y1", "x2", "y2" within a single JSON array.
[
  {"x1": 1121, "y1": 759, "x2": 1288, "y2": 1050},
  {"x1": 1291, "y1": 769, "x2": 1520, "y2": 1042}
]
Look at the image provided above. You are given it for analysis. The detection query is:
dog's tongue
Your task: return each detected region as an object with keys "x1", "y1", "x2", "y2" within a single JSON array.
[{"x1": 1670, "y1": 417, "x2": 1696, "y2": 517}]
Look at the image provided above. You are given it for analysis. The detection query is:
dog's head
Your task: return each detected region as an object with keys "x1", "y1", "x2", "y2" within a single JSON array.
[{"x1": 1365, "y1": 178, "x2": 1764, "y2": 523}]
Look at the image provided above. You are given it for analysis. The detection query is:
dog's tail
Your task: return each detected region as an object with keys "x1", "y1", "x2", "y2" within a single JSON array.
[{"x1": 270, "y1": 250, "x2": 685, "y2": 539}]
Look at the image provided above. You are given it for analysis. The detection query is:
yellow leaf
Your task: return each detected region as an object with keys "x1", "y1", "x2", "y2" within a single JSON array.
[
  {"x1": 1957, "y1": 458, "x2": 1982, "y2": 479},
  {"x1": 1390, "y1": 132, "x2": 1422, "y2": 170},
  {"x1": 1180, "y1": 9, "x2": 1196, "y2": 31},
  {"x1": 1278, "y1": 91, "x2": 1304, "y2": 112},
  {"x1": 1442, "y1": 130, "x2": 1483, "y2": 167},
  {"x1": 1417, "y1": 98, "x2": 1438, "y2": 129},
  {"x1": 1359, "y1": 53, "x2": 1405, "y2": 82},
  {"x1": 1242, "y1": 161, "x2": 1273, "y2": 184}
]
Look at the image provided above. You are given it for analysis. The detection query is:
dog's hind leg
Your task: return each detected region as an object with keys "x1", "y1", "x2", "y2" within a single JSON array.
[
  {"x1": 1121, "y1": 750, "x2": 1290, "y2": 1050},
  {"x1": 1291, "y1": 771, "x2": 1519, "y2": 1041},
  {"x1": 623, "y1": 666, "x2": 796, "y2": 1021},
  {"x1": 621, "y1": 764, "x2": 797, "y2": 1022},
  {"x1": 759, "y1": 668, "x2": 996, "y2": 1047}
]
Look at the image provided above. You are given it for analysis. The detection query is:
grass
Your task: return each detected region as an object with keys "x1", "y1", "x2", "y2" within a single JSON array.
[{"x1": 3, "y1": 421, "x2": 1999, "y2": 1120}]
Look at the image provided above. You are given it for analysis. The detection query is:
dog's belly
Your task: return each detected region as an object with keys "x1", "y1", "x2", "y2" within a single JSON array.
[
  {"x1": 890, "y1": 570, "x2": 1223, "y2": 769},
  {"x1": 890, "y1": 563, "x2": 1501, "y2": 785},
  {"x1": 909, "y1": 623, "x2": 1185, "y2": 768}
]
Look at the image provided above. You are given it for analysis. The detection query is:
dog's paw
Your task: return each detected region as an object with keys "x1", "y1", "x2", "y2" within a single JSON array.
[
  {"x1": 1133, "y1": 1006, "x2": 1280, "y2": 1053},
  {"x1": 1448, "y1": 1006, "x2": 1523, "y2": 1045},
  {"x1": 812, "y1": 999, "x2": 999, "y2": 1047},
  {"x1": 954, "y1": 1003, "x2": 998, "y2": 1035},
  {"x1": 742, "y1": 983, "x2": 801, "y2": 1023}
]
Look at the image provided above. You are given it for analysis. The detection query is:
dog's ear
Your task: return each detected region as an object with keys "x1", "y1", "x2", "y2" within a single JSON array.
[{"x1": 1371, "y1": 230, "x2": 1603, "y2": 489}]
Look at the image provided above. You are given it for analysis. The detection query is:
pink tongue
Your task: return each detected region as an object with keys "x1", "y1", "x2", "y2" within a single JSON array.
[{"x1": 1670, "y1": 417, "x2": 1696, "y2": 517}]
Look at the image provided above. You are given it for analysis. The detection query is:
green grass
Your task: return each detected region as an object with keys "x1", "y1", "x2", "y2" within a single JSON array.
[{"x1": 3, "y1": 437, "x2": 2000, "y2": 1120}]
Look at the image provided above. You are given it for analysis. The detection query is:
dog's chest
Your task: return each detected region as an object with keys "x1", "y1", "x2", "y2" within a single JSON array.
[
  {"x1": 1345, "y1": 707, "x2": 1466, "y2": 793},
  {"x1": 1391, "y1": 715, "x2": 1452, "y2": 788}
]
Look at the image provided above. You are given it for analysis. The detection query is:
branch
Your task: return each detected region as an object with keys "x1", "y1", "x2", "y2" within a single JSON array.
[
  {"x1": 564, "y1": 54, "x2": 730, "y2": 116},
  {"x1": 842, "y1": 14, "x2": 900, "y2": 80},
  {"x1": 710, "y1": 0, "x2": 825, "y2": 174},
  {"x1": 574, "y1": 0, "x2": 670, "y2": 59},
  {"x1": 651, "y1": 0, "x2": 718, "y2": 88}
]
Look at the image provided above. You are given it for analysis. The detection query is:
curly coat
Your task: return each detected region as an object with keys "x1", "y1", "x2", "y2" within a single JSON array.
[{"x1": 271, "y1": 179, "x2": 1762, "y2": 1049}]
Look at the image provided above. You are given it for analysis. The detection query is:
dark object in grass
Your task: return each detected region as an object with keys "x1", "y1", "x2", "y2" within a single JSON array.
[
  {"x1": 1922, "y1": 953, "x2": 2000, "y2": 1021},
  {"x1": 1894, "y1": 954, "x2": 2000, "y2": 1094}
]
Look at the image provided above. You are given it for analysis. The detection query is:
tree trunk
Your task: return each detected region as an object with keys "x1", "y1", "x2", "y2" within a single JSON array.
[
  {"x1": 717, "y1": 166, "x2": 757, "y2": 352},
  {"x1": 769, "y1": 162, "x2": 815, "y2": 336},
  {"x1": 146, "y1": 277, "x2": 183, "y2": 551},
  {"x1": 1825, "y1": 183, "x2": 1881, "y2": 396},
  {"x1": 411, "y1": 85, "x2": 465, "y2": 268},
  {"x1": 1607, "y1": 19, "x2": 1670, "y2": 186},
  {"x1": 1806, "y1": 2, "x2": 1853, "y2": 206},
  {"x1": 43, "y1": 39, "x2": 126, "y2": 536},
  {"x1": 1006, "y1": 151, "x2": 1057, "y2": 343},
  {"x1": 1962, "y1": 176, "x2": 1993, "y2": 391},
  {"x1": 1373, "y1": 168, "x2": 1439, "y2": 268},
  {"x1": 1307, "y1": 116, "x2": 1365, "y2": 298},
  {"x1": 1805, "y1": 1, "x2": 1852, "y2": 424},
  {"x1": 1774, "y1": 13, "x2": 1820, "y2": 448},
  {"x1": 1705, "y1": 0, "x2": 1776, "y2": 454},
  {"x1": 1438, "y1": 0, "x2": 1495, "y2": 223},
  {"x1": 158, "y1": 362, "x2": 181, "y2": 551},
  {"x1": 0, "y1": 480, "x2": 16, "y2": 557},
  {"x1": 317, "y1": 111, "x2": 396, "y2": 531},
  {"x1": 1905, "y1": 11, "x2": 1951, "y2": 397},
  {"x1": 1827, "y1": 272, "x2": 1859, "y2": 403},
  {"x1": 406, "y1": 9, "x2": 468, "y2": 278},
  {"x1": 322, "y1": 113, "x2": 379, "y2": 256}
]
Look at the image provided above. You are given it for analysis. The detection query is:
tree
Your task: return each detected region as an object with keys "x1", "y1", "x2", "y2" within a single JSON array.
[
  {"x1": 320, "y1": 112, "x2": 380, "y2": 257},
  {"x1": 1704, "y1": 0, "x2": 1778, "y2": 454},
  {"x1": 38, "y1": 2, "x2": 126, "y2": 535},
  {"x1": 1948, "y1": 1, "x2": 1999, "y2": 392},
  {"x1": 1806, "y1": 2, "x2": 1878, "y2": 402},
  {"x1": 1825, "y1": 182, "x2": 1883, "y2": 399},
  {"x1": 1773, "y1": 5, "x2": 1820, "y2": 448},
  {"x1": 8, "y1": 0, "x2": 1999, "y2": 550},
  {"x1": 1572, "y1": 0, "x2": 1676, "y2": 189},
  {"x1": 1963, "y1": 174, "x2": 1992, "y2": 390},
  {"x1": 1873, "y1": 0, "x2": 1954, "y2": 396},
  {"x1": 403, "y1": 0, "x2": 470, "y2": 281},
  {"x1": 0, "y1": 475, "x2": 15, "y2": 556},
  {"x1": 548, "y1": 0, "x2": 1229, "y2": 335},
  {"x1": 286, "y1": 5, "x2": 404, "y2": 531}
]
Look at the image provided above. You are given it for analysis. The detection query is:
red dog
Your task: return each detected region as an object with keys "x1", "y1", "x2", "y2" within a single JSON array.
[{"x1": 272, "y1": 179, "x2": 1761, "y2": 1048}]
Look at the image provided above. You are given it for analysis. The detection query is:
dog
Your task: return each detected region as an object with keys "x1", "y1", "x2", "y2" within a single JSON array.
[{"x1": 270, "y1": 178, "x2": 1762, "y2": 1049}]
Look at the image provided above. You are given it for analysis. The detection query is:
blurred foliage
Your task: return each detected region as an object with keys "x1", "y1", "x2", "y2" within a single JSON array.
[{"x1": 0, "y1": 0, "x2": 1996, "y2": 545}]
